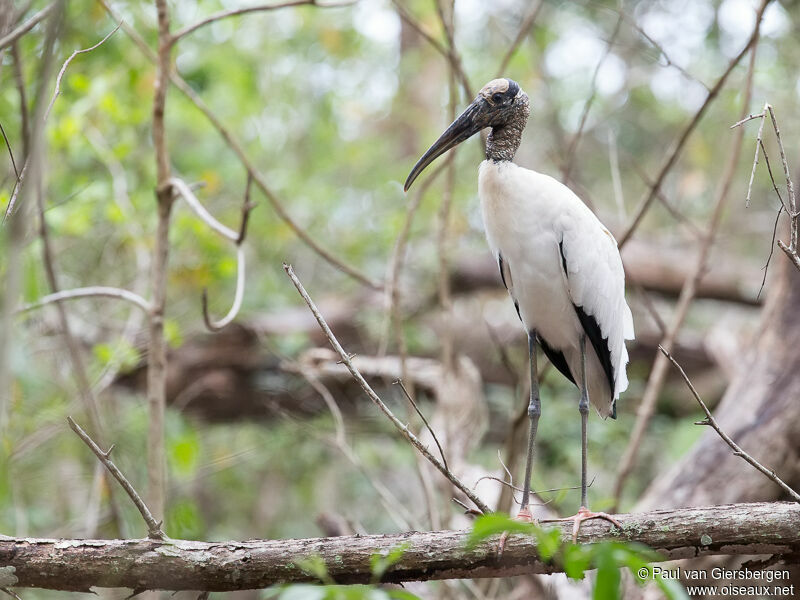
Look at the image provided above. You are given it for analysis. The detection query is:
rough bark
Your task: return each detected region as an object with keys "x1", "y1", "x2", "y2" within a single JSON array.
[
  {"x1": 623, "y1": 245, "x2": 800, "y2": 597},
  {"x1": 637, "y1": 250, "x2": 800, "y2": 511},
  {"x1": 0, "y1": 502, "x2": 797, "y2": 592}
]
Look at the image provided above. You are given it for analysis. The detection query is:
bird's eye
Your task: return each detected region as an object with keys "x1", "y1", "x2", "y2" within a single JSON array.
[{"x1": 492, "y1": 92, "x2": 504, "y2": 103}]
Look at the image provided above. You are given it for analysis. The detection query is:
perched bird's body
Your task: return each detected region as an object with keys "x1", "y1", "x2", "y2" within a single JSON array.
[
  {"x1": 405, "y1": 77, "x2": 633, "y2": 533},
  {"x1": 479, "y1": 160, "x2": 633, "y2": 418}
]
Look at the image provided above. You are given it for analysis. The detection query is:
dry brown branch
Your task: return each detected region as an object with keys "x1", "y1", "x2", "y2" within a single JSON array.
[
  {"x1": 616, "y1": 0, "x2": 770, "y2": 249},
  {"x1": 170, "y1": 0, "x2": 355, "y2": 43},
  {"x1": 0, "y1": 2, "x2": 56, "y2": 51},
  {"x1": 2, "y1": 502, "x2": 799, "y2": 591},
  {"x1": 659, "y1": 347, "x2": 800, "y2": 503},
  {"x1": 396, "y1": 379, "x2": 449, "y2": 471},
  {"x1": 451, "y1": 245, "x2": 761, "y2": 306},
  {"x1": 67, "y1": 417, "x2": 167, "y2": 539},
  {"x1": 612, "y1": 11, "x2": 764, "y2": 508},
  {"x1": 284, "y1": 263, "x2": 492, "y2": 514}
]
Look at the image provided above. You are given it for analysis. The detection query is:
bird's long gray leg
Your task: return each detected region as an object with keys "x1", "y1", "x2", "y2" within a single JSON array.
[
  {"x1": 519, "y1": 333, "x2": 540, "y2": 517},
  {"x1": 548, "y1": 333, "x2": 621, "y2": 543},
  {"x1": 578, "y1": 333, "x2": 589, "y2": 509}
]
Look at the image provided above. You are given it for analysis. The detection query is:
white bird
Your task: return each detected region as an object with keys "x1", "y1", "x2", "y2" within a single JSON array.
[{"x1": 405, "y1": 78, "x2": 634, "y2": 535}]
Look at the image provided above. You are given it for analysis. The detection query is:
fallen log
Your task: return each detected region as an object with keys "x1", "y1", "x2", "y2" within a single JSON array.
[{"x1": 0, "y1": 502, "x2": 797, "y2": 592}]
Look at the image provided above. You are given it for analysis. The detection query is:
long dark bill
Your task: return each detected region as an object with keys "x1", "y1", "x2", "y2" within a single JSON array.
[{"x1": 404, "y1": 99, "x2": 485, "y2": 192}]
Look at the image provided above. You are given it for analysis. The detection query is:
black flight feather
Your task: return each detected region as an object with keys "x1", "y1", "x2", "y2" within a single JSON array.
[{"x1": 559, "y1": 240, "x2": 616, "y2": 416}]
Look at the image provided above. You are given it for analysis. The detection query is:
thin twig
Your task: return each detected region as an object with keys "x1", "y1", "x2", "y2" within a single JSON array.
[
  {"x1": 760, "y1": 138, "x2": 788, "y2": 213},
  {"x1": 18, "y1": 286, "x2": 151, "y2": 313},
  {"x1": 298, "y1": 365, "x2": 417, "y2": 530},
  {"x1": 0, "y1": 588, "x2": 22, "y2": 600},
  {"x1": 758, "y1": 205, "x2": 783, "y2": 300},
  {"x1": 766, "y1": 105, "x2": 797, "y2": 254},
  {"x1": 99, "y1": 0, "x2": 379, "y2": 290},
  {"x1": 284, "y1": 263, "x2": 491, "y2": 514},
  {"x1": 169, "y1": 176, "x2": 255, "y2": 331},
  {"x1": 0, "y1": 2, "x2": 56, "y2": 51},
  {"x1": 659, "y1": 347, "x2": 800, "y2": 503},
  {"x1": 617, "y1": 9, "x2": 708, "y2": 91},
  {"x1": 0, "y1": 121, "x2": 19, "y2": 179},
  {"x1": 42, "y1": 22, "x2": 120, "y2": 124},
  {"x1": 169, "y1": 177, "x2": 238, "y2": 241},
  {"x1": 201, "y1": 245, "x2": 246, "y2": 331},
  {"x1": 147, "y1": 0, "x2": 174, "y2": 530},
  {"x1": 739, "y1": 108, "x2": 767, "y2": 207},
  {"x1": 394, "y1": 379, "x2": 449, "y2": 471},
  {"x1": 4, "y1": 22, "x2": 120, "y2": 222},
  {"x1": 616, "y1": 0, "x2": 770, "y2": 248},
  {"x1": 170, "y1": 0, "x2": 355, "y2": 43},
  {"x1": 67, "y1": 417, "x2": 168, "y2": 538}
]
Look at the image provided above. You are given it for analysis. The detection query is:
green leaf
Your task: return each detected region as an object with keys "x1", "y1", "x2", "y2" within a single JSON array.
[
  {"x1": 296, "y1": 555, "x2": 333, "y2": 585},
  {"x1": 592, "y1": 543, "x2": 622, "y2": 600},
  {"x1": 370, "y1": 542, "x2": 409, "y2": 582},
  {"x1": 562, "y1": 543, "x2": 592, "y2": 580},
  {"x1": 467, "y1": 513, "x2": 536, "y2": 548},
  {"x1": 387, "y1": 591, "x2": 422, "y2": 600},
  {"x1": 533, "y1": 526, "x2": 562, "y2": 561}
]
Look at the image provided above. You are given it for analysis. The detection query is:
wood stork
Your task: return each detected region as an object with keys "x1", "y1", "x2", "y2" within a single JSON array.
[{"x1": 404, "y1": 78, "x2": 633, "y2": 535}]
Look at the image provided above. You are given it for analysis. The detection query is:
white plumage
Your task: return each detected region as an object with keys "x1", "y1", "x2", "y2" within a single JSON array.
[
  {"x1": 479, "y1": 160, "x2": 634, "y2": 418},
  {"x1": 405, "y1": 77, "x2": 634, "y2": 524}
]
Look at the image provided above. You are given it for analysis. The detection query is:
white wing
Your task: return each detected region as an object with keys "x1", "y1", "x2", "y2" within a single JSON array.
[{"x1": 558, "y1": 203, "x2": 634, "y2": 400}]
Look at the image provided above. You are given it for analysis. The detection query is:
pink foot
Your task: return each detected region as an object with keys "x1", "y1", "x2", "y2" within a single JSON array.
[
  {"x1": 555, "y1": 506, "x2": 621, "y2": 543},
  {"x1": 498, "y1": 506, "x2": 538, "y2": 557}
]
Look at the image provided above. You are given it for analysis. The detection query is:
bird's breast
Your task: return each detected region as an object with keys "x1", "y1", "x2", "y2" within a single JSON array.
[{"x1": 478, "y1": 160, "x2": 579, "y2": 349}]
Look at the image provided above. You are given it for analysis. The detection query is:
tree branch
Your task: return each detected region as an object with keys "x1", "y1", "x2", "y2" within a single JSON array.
[
  {"x1": 0, "y1": 2, "x2": 56, "y2": 51},
  {"x1": 98, "y1": 0, "x2": 380, "y2": 290},
  {"x1": 67, "y1": 417, "x2": 167, "y2": 539},
  {"x1": 19, "y1": 286, "x2": 151, "y2": 314},
  {"x1": 1, "y1": 502, "x2": 798, "y2": 591},
  {"x1": 659, "y1": 347, "x2": 800, "y2": 503},
  {"x1": 616, "y1": 0, "x2": 771, "y2": 248},
  {"x1": 283, "y1": 263, "x2": 491, "y2": 515},
  {"x1": 170, "y1": 0, "x2": 355, "y2": 44}
]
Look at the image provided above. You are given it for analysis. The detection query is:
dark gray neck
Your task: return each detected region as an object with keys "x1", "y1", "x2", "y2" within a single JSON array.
[{"x1": 485, "y1": 96, "x2": 530, "y2": 162}]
